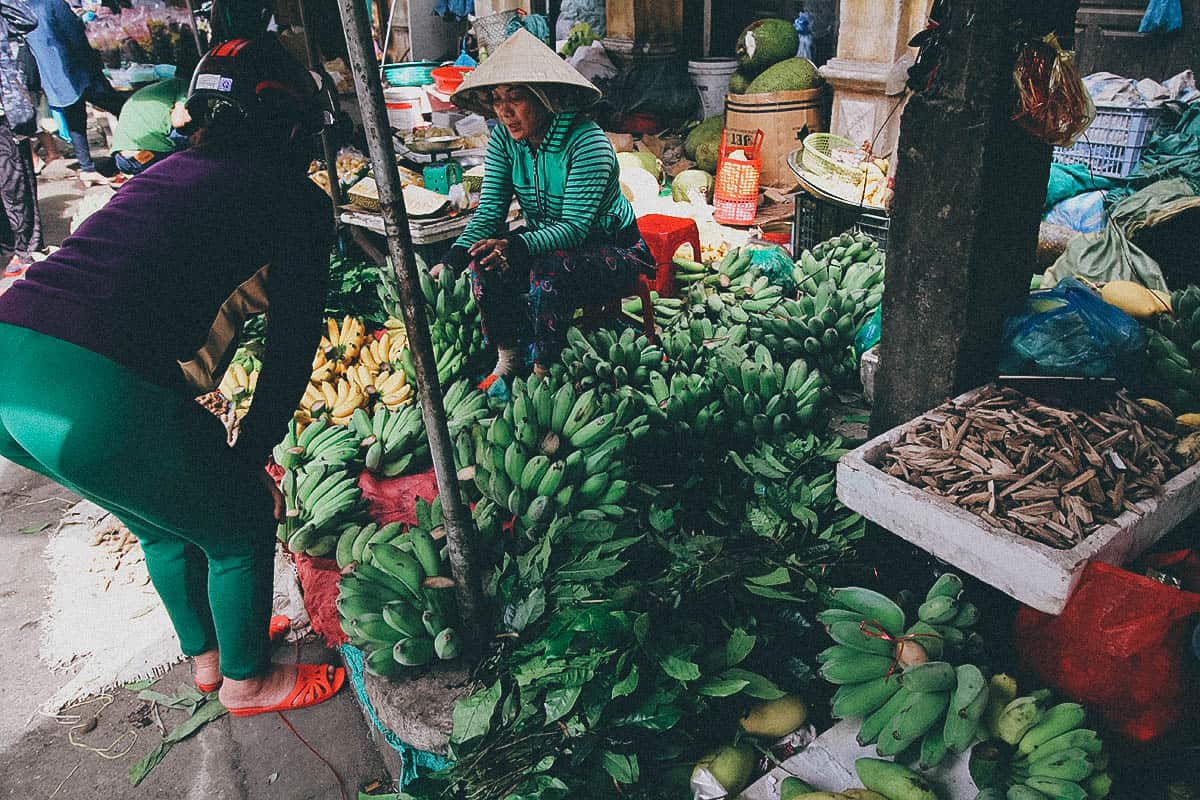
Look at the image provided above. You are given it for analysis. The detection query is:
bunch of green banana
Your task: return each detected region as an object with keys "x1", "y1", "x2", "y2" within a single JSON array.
[
  {"x1": 334, "y1": 520, "x2": 405, "y2": 569},
  {"x1": 276, "y1": 461, "x2": 365, "y2": 557},
  {"x1": 338, "y1": 499, "x2": 462, "y2": 677},
  {"x1": 1143, "y1": 329, "x2": 1200, "y2": 414},
  {"x1": 351, "y1": 404, "x2": 429, "y2": 477},
  {"x1": 558, "y1": 326, "x2": 665, "y2": 396},
  {"x1": 793, "y1": 231, "x2": 885, "y2": 311},
  {"x1": 970, "y1": 686, "x2": 1111, "y2": 800},
  {"x1": 641, "y1": 364, "x2": 722, "y2": 436},
  {"x1": 710, "y1": 246, "x2": 754, "y2": 289},
  {"x1": 900, "y1": 572, "x2": 984, "y2": 662},
  {"x1": 379, "y1": 264, "x2": 486, "y2": 388},
  {"x1": 472, "y1": 375, "x2": 647, "y2": 529},
  {"x1": 710, "y1": 343, "x2": 828, "y2": 439},
  {"x1": 1155, "y1": 284, "x2": 1200, "y2": 351},
  {"x1": 621, "y1": 291, "x2": 685, "y2": 328},
  {"x1": 669, "y1": 254, "x2": 711, "y2": 287},
  {"x1": 272, "y1": 417, "x2": 360, "y2": 471},
  {"x1": 748, "y1": 281, "x2": 861, "y2": 386}
]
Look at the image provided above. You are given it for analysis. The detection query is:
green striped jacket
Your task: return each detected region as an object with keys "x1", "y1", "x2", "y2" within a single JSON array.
[{"x1": 446, "y1": 111, "x2": 637, "y2": 265}]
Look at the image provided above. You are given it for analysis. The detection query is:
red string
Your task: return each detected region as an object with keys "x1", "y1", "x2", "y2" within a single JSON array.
[
  {"x1": 858, "y1": 620, "x2": 942, "y2": 679},
  {"x1": 277, "y1": 711, "x2": 350, "y2": 800}
]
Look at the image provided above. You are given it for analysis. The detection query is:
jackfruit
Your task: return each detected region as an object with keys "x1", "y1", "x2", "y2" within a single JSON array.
[
  {"x1": 736, "y1": 18, "x2": 800, "y2": 74},
  {"x1": 695, "y1": 139, "x2": 719, "y2": 174},
  {"x1": 745, "y1": 57, "x2": 823, "y2": 93},
  {"x1": 728, "y1": 69, "x2": 754, "y2": 94}
]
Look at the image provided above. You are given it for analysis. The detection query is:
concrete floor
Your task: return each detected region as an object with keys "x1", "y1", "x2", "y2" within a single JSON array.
[{"x1": 0, "y1": 159, "x2": 389, "y2": 799}]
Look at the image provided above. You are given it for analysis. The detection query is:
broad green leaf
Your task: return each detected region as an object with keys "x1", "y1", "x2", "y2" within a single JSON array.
[
  {"x1": 747, "y1": 567, "x2": 791, "y2": 587},
  {"x1": 745, "y1": 582, "x2": 804, "y2": 603},
  {"x1": 720, "y1": 628, "x2": 756, "y2": 669},
  {"x1": 721, "y1": 668, "x2": 785, "y2": 699},
  {"x1": 696, "y1": 677, "x2": 750, "y2": 697},
  {"x1": 601, "y1": 751, "x2": 640, "y2": 784},
  {"x1": 660, "y1": 652, "x2": 701, "y2": 682},
  {"x1": 544, "y1": 685, "x2": 582, "y2": 724},
  {"x1": 504, "y1": 587, "x2": 546, "y2": 633},
  {"x1": 555, "y1": 558, "x2": 626, "y2": 582},
  {"x1": 451, "y1": 680, "x2": 502, "y2": 744},
  {"x1": 611, "y1": 664, "x2": 639, "y2": 699}
]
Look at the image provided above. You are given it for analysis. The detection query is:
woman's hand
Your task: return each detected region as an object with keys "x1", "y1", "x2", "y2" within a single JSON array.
[
  {"x1": 430, "y1": 262, "x2": 447, "y2": 279},
  {"x1": 469, "y1": 238, "x2": 510, "y2": 271},
  {"x1": 259, "y1": 469, "x2": 285, "y2": 522}
]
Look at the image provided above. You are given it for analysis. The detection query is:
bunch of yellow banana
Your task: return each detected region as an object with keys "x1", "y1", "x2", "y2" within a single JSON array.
[
  {"x1": 218, "y1": 362, "x2": 259, "y2": 419},
  {"x1": 345, "y1": 363, "x2": 380, "y2": 400},
  {"x1": 303, "y1": 377, "x2": 368, "y2": 426},
  {"x1": 358, "y1": 328, "x2": 408, "y2": 374},
  {"x1": 312, "y1": 316, "x2": 367, "y2": 383},
  {"x1": 376, "y1": 370, "x2": 414, "y2": 410}
]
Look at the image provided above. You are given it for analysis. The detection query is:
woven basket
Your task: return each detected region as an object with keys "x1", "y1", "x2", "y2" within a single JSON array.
[
  {"x1": 474, "y1": 10, "x2": 520, "y2": 53},
  {"x1": 800, "y1": 133, "x2": 862, "y2": 183}
]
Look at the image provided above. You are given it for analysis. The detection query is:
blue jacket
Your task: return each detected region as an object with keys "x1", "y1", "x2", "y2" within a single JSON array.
[{"x1": 25, "y1": 0, "x2": 101, "y2": 107}]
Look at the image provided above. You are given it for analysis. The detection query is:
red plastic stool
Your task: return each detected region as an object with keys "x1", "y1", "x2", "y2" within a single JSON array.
[
  {"x1": 637, "y1": 214, "x2": 702, "y2": 299},
  {"x1": 578, "y1": 275, "x2": 656, "y2": 341}
]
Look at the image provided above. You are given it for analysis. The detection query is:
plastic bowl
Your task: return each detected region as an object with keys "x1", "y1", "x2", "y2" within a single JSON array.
[
  {"x1": 431, "y1": 66, "x2": 473, "y2": 94},
  {"x1": 382, "y1": 62, "x2": 437, "y2": 87}
]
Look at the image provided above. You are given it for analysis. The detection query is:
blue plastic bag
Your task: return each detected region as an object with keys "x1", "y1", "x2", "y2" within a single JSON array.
[
  {"x1": 1000, "y1": 278, "x2": 1146, "y2": 383},
  {"x1": 854, "y1": 305, "x2": 881, "y2": 357},
  {"x1": 1139, "y1": 0, "x2": 1183, "y2": 33},
  {"x1": 1043, "y1": 190, "x2": 1108, "y2": 234},
  {"x1": 794, "y1": 13, "x2": 814, "y2": 60}
]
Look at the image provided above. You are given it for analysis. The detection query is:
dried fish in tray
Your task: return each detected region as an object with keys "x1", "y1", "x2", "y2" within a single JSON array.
[{"x1": 877, "y1": 386, "x2": 1186, "y2": 549}]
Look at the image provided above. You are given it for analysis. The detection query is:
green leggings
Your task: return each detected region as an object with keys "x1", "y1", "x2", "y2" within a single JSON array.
[{"x1": 0, "y1": 323, "x2": 276, "y2": 679}]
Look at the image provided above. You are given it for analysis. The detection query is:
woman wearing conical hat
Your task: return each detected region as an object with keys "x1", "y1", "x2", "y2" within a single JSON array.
[{"x1": 432, "y1": 29, "x2": 654, "y2": 389}]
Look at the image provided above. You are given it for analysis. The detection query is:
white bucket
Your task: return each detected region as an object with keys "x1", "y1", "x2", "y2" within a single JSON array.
[
  {"x1": 688, "y1": 58, "x2": 739, "y2": 119},
  {"x1": 384, "y1": 87, "x2": 425, "y2": 131}
]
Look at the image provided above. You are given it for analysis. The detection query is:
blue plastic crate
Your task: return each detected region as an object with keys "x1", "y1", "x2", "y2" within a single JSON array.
[{"x1": 1053, "y1": 105, "x2": 1165, "y2": 179}]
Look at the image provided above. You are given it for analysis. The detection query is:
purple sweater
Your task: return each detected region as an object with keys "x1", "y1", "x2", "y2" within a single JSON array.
[{"x1": 0, "y1": 147, "x2": 333, "y2": 466}]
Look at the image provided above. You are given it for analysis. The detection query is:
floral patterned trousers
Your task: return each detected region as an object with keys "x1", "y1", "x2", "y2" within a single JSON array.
[{"x1": 468, "y1": 237, "x2": 655, "y2": 367}]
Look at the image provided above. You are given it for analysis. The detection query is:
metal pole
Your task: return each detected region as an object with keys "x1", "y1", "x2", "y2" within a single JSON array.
[
  {"x1": 297, "y1": 0, "x2": 344, "y2": 221},
  {"x1": 334, "y1": 0, "x2": 486, "y2": 650},
  {"x1": 185, "y1": 0, "x2": 204, "y2": 57}
]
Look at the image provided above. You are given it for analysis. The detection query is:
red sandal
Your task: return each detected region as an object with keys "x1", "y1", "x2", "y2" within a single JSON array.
[
  {"x1": 227, "y1": 663, "x2": 346, "y2": 718},
  {"x1": 195, "y1": 616, "x2": 294, "y2": 692}
]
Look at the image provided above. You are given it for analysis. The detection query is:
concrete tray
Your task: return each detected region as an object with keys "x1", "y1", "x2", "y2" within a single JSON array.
[{"x1": 836, "y1": 385, "x2": 1200, "y2": 614}]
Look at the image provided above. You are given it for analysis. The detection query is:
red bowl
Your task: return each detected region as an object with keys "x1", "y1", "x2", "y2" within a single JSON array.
[{"x1": 432, "y1": 66, "x2": 473, "y2": 94}]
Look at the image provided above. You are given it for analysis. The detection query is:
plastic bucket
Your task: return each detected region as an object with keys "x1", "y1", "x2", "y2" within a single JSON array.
[
  {"x1": 688, "y1": 59, "x2": 738, "y2": 119},
  {"x1": 384, "y1": 87, "x2": 425, "y2": 131}
]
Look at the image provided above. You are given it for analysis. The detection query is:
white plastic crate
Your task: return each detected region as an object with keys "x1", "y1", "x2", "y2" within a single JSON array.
[{"x1": 1053, "y1": 105, "x2": 1165, "y2": 179}]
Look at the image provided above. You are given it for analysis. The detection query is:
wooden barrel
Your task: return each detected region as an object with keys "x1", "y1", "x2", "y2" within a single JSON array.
[{"x1": 725, "y1": 87, "x2": 830, "y2": 189}]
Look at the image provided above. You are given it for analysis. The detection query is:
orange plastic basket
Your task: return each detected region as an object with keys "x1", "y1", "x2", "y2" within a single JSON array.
[{"x1": 712, "y1": 129, "x2": 764, "y2": 226}]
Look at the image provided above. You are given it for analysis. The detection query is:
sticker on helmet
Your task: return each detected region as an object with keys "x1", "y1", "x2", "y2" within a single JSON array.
[
  {"x1": 195, "y1": 73, "x2": 222, "y2": 90},
  {"x1": 218, "y1": 77, "x2": 234, "y2": 92}
]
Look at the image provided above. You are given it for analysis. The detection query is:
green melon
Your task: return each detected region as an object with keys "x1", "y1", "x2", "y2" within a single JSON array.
[
  {"x1": 745, "y1": 57, "x2": 823, "y2": 94},
  {"x1": 735, "y1": 18, "x2": 800, "y2": 74},
  {"x1": 684, "y1": 115, "x2": 725, "y2": 160},
  {"x1": 671, "y1": 169, "x2": 714, "y2": 201},
  {"x1": 694, "y1": 140, "x2": 719, "y2": 174}
]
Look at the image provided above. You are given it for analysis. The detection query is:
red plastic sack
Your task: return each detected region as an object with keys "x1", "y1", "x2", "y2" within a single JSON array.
[
  {"x1": 1015, "y1": 559, "x2": 1200, "y2": 743},
  {"x1": 293, "y1": 553, "x2": 348, "y2": 648},
  {"x1": 357, "y1": 467, "x2": 439, "y2": 526}
]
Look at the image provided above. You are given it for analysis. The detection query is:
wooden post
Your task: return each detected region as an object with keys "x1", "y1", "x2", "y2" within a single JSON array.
[{"x1": 870, "y1": 0, "x2": 1081, "y2": 435}]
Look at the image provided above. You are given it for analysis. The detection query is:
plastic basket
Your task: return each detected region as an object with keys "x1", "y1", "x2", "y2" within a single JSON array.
[
  {"x1": 1053, "y1": 105, "x2": 1165, "y2": 179},
  {"x1": 791, "y1": 191, "x2": 890, "y2": 255},
  {"x1": 713, "y1": 129, "x2": 764, "y2": 226},
  {"x1": 800, "y1": 132, "x2": 861, "y2": 183},
  {"x1": 474, "y1": 10, "x2": 521, "y2": 53},
  {"x1": 382, "y1": 61, "x2": 437, "y2": 87}
]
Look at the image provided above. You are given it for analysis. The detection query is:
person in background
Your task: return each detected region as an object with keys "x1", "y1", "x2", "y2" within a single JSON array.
[
  {"x1": 109, "y1": 51, "x2": 198, "y2": 176},
  {"x1": 24, "y1": 0, "x2": 125, "y2": 186},
  {"x1": 0, "y1": 36, "x2": 344, "y2": 716},
  {"x1": 432, "y1": 29, "x2": 654, "y2": 389},
  {"x1": 1, "y1": 0, "x2": 42, "y2": 276}
]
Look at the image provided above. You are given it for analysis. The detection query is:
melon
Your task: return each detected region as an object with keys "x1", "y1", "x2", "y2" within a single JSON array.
[
  {"x1": 736, "y1": 18, "x2": 800, "y2": 74},
  {"x1": 616, "y1": 151, "x2": 663, "y2": 183},
  {"x1": 671, "y1": 169, "x2": 714, "y2": 202},
  {"x1": 694, "y1": 139, "x2": 719, "y2": 174},
  {"x1": 745, "y1": 57, "x2": 823, "y2": 93},
  {"x1": 684, "y1": 115, "x2": 724, "y2": 159}
]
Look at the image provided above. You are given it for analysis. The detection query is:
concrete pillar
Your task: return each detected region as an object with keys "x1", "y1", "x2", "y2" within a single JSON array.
[
  {"x1": 870, "y1": 0, "x2": 1080, "y2": 435},
  {"x1": 819, "y1": 0, "x2": 932, "y2": 156}
]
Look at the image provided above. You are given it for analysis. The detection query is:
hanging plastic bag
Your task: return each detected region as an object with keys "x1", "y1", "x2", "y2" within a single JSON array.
[
  {"x1": 1012, "y1": 34, "x2": 1096, "y2": 147},
  {"x1": 999, "y1": 277, "x2": 1146, "y2": 383},
  {"x1": 454, "y1": 34, "x2": 478, "y2": 67},
  {"x1": 793, "y1": 13, "x2": 814, "y2": 60},
  {"x1": 1139, "y1": 0, "x2": 1183, "y2": 34},
  {"x1": 854, "y1": 304, "x2": 882, "y2": 357},
  {"x1": 1015, "y1": 558, "x2": 1200, "y2": 743}
]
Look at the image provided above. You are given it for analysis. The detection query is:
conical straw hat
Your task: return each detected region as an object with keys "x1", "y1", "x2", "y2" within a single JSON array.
[{"x1": 451, "y1": 28, "x2": 601, "y2": 116}]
